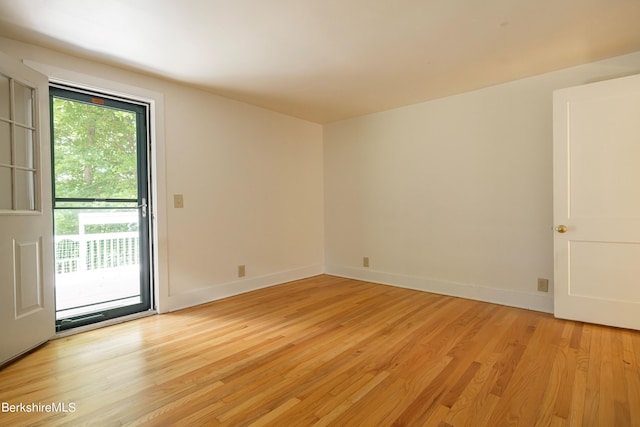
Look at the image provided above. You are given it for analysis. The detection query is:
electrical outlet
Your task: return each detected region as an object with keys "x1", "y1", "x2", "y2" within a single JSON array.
[
  {"x1": 238, "y1": 265, "x2": 246, "y2": 278},
  {"x1": 363, "y1": 257, "x2": 369, "y2": 268},
  {"x1": 537, "y1": 278, "x2": 549, "y2": 292},
  {"x1": 173, "y1": 194, "x2": 184, "y2": 208}
]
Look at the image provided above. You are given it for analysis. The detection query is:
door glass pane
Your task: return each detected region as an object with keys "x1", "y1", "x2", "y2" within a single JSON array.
[
  {"x1": 15, "y1": 169, "x2": 35, "y2": 210},
  {"x1": 0, "y1": 166, "x2": 12, "y2": 209},
  {"x1": 14, "y1": 126, "x2": 34, "y2": 168},
  {"x1": 54, "y1": 207, "x2": 141, "y2": 319},
  {"x1": 0, "y1": 74, "x2": 9, "y2": 120},
  {"x1": 52, "y1": 98, "x2": 138, "y2": 200},
  {"x1": 0, "y1": 75, "x2": 40, "y2": 213},
  {"x1": 0, "y1": 121, "x2": 10, "y2": 165},
  {"x1": 13, "y1": 81, "x2": 34, "y2": 127}
]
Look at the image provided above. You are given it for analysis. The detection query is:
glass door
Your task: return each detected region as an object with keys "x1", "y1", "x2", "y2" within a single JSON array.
[{"x1": 50, "y1": 86, "x2": 151, "y2": 331}]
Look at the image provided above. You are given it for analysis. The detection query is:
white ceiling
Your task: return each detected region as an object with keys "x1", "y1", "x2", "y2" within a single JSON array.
[{"x1": 1, "y1": 0, "x2": 640, "y2": 124}]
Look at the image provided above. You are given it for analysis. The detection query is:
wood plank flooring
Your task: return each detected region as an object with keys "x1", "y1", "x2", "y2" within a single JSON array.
[{"x1": 1, "y1": 275, "x2": 639, "y2": 426}]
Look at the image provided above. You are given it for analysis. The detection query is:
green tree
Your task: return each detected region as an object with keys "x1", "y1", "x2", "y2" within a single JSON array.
[
  {"x1": 53, "y1": 98, "x2": 139, "y2": 235},
  {"x1": 53, "y1": 98, "x2": 138, "y2": 199}
]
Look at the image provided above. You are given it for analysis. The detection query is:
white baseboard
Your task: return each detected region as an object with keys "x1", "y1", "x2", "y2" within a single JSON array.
[
  {"x1": 166, "y1": 264, "x2": 324, "y2": 312},
  {"x1": 326, "y1": 265, "x2": 554, "y2": 314}
]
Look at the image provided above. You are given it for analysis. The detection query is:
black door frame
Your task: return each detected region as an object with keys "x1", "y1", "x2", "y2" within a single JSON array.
[{"x1": 50, "y1": 85, "x2": 152, "y2": 331}]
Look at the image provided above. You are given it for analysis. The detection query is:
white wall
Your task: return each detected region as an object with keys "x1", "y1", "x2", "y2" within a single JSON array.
[
  {"x1": 0, "y1": 37, "x2": 324, "y2": 312},
  {"x1": 4, "y1": 36, "x2": 640, "y2": 317},
  {"x1": 163, "y1": 84, "x2": 324, "y2": 309},
  {"x1": 324, "y1": 51, "x2": 640, "y2": 313}
]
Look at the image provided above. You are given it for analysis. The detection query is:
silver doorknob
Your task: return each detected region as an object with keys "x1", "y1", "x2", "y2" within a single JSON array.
[{"x1": 555, "y1": 225, "x2": 568, "y2": 233}]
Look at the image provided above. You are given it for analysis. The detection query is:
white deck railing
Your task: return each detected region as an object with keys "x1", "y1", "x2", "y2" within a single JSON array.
[{"x1": 54, "y1": 232, "x2": 139, "y2": 274}]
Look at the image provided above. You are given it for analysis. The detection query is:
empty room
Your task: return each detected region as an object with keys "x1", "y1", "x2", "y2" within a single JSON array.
[{"x1": 1, "y1": 1, "x2": 640, "y2": 425}]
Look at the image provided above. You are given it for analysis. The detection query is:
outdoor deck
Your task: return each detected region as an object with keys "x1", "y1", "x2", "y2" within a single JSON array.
[
  {"x1": 54, "y1": 230, "x2": 141, "y2": 319},
  {"x1": 55, "y1": 266, "x2": 141, "y2": 319}
]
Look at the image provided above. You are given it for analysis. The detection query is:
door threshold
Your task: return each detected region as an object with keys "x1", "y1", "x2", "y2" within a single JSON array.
[{"x1": 54, "y1": 310, "x2": 157, "y2": 338}]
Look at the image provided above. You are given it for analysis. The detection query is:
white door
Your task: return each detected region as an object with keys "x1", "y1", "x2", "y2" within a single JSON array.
[
  {"x1": 0, "y1": 51, "x2": 54, "y2": 364},
  {"x1": 553, "y1": 73, "x2": 640, "y2": 330}
]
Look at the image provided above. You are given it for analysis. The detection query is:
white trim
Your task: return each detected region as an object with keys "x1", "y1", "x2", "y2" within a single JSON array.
[
  {"x1": 22, "y1": 60, "x2": 170, "y2": 314},
  {"x1": 326, "y1": 264, "x2": 554, "y2": 314},
  {"x1": 167, "y1": 265, "x2": 324, "y2": 312}
]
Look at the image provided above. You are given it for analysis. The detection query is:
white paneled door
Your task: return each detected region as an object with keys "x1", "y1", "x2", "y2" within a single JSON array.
[
  {"x1": 553, "y1": 73, "x2": 640, "y2": 330},
  {"x1": 0, "y1": 52, "x2": 54, "y2": 364}
]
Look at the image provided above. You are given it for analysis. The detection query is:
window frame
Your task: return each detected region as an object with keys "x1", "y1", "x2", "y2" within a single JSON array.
[{"x1": 0, "y1": 72, "x2": 42, "y2": 215}]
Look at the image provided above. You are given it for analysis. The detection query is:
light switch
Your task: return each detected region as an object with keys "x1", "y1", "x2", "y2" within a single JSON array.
[{"x1": 174, "y1": 194, "x2": 184, "y2": 208}]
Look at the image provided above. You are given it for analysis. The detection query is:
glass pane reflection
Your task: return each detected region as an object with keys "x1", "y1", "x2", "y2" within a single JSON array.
[
  {"x1": 15, "y1": 169, "x2": 36, "y2": 210},
  {"x1": 13, "y1": 81, "x2": 34, "y2": 127},
  {"x1": 14, "y1": 126, "x2": 34, "y2": 169},
  {"x1": 0, "y1": 121, "x2": 10, "y2": 165},
  {"x1": 0, "y1": 74, "x2": 9, "y2": 120}
]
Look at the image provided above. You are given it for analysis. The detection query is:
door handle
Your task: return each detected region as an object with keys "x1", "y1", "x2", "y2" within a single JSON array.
[
  {"x1": 138, "y1": 198, "x2": 147, "y2": 218},
  {"x1": 555, "y1": 224, "x2": 568, "y2": 233}
]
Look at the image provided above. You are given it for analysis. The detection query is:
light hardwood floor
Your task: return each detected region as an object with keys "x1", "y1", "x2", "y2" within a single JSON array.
[{"x1": 1, "y1": 275, "x2": 639, "y2": 426}]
